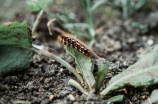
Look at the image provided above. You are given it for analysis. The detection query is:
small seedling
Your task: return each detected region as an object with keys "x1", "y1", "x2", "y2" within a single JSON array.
[
  {"x1": 131, "y1": 22, "x2": 148, "y2": 34},
  {"x1": 91, "y1": 0, "x2": 154, "y2": 18},
  {"x1": 115, "y1": 56, "x2": 122, "y2": 71}
]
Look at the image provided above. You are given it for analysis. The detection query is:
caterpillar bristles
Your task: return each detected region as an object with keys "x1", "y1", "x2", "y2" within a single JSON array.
[{"x1": 58, "y1": 35, "x2": 91, "y2": 57}]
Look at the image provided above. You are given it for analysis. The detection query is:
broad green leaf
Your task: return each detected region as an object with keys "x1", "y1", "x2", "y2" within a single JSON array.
[
  {"x1": 0, "y1": 21, "x2": 32, "y2": 48},
  {"x1": 67, "y1": 47, "x2": 95, "y2": 90},
  {"x1": 0, "y1": 45, "x2": 33, "y2": 76},
  {"x1": 151, "y1": 89, "x2": 158, "y2": 104},
  {"x1": 101, "y1": 45, "x2": 158, "y2": 96},
  {"x1": 26, "y1": 0, "x2": 52, "y2": 12},
  {"x1": 106, "y1": 95, "x2": 124, "y2": 103},
  {"x1": 0, "y1": 22, "x2": 33, "y2": 76},
  {"x1": 95, "y1": 65, "x2": 108, "y2": 94}
]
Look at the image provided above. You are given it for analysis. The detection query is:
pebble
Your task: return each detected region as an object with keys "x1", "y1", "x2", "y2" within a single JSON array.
[
  {"x1": 141, "y1": 95, "x2": 147, "y2": 100},
  {"x1": 4, "y1": 76, "x2": 10, "y2": 84},
  {"x1": 49, "y1": 95, "x2": 55, "y2": 100},
  {"x1": 131, "y1": 95, "x2": 138, "y2": 101},
  {"x1": 11, "y1": 76, "x2": 18, "y2": 82},
  {"x1": 147, "y1": 39, "x2": 154, "y2": 46},
  {"x1": 23, "y1": 74, "x2": 29, "y2": 80},
  {"x1": 128, "y1": 38, "x2": 136, "y2": 43},
  {"x1": 68, "y1": 94, "x2": 75, "y2": 101},
  {"x1": 26, "y1": 81, "x2": 34, "y2": 91}
]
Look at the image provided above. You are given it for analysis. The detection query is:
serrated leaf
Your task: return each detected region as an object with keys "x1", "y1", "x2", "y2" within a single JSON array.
[
  {"x1": 0, "y1": 22, "x2": 33, "y2": 76},
  {"x1": 0, "y1": 21, "x2": 32, "y2": 48},
  {"x1": 101, "y1": 45, "x2": 158, "y2": 96},
  {"x1": 67, "y1": 47, "x2": 95, "y2": 90}
]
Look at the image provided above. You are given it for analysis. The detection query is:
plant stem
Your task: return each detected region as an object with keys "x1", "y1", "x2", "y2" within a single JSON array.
[
  {"x1": 85, "y1": 0, "x2": 95, "y2": 37},
  {"x1": 88, "y1": 38, "x2": 95, "y2": 48},
  {"x1": 32, "y1": 47, "x2": 83, "y2": 83},
  {"x1": 32, "y1": 10, "x2": 44, "y2": 36}
]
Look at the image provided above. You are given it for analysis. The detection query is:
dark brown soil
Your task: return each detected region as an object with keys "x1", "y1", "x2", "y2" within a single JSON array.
[{"x1": 0, "y1": 0, "x2": 158, "y2": 104}]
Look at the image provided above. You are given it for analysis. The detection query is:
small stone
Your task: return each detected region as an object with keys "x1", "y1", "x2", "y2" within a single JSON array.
[
  {"x1": 106, "y1": 73, "x2": 113, "y2": 78},
  {"x1": 4, "y1": 76, "x2": 10, "y2": 84},
  {"x1": 68, "y1": 94, "x2": 75, "y2": 101},
  {"x1": 141, "y1": 95, "x2": 147, "y2": 99},
  {"x1": 11, "y1": 76, "x2": 18, "y2": 82},
  {"x1": 23, "y1": 74, "x2": 29, "y2": 80},
  {"x1": 147, "y1": 39, "x2": 154, "y2": 46},
  {"x1": 128, "y1": 38, "x2": 136, "y2": 43},
  {"x1": 44, "y1": 78, "x2": 51, "y2": 84},
  {"x1": 26, "y1": 81, "x2": 34, "y2": 91},
  {"x1": 60, "y1": 68, "x2": 64, "y2": 72},
  {"x1": 131, "y1": 95, "x2": 138, "y2": 101},
  {"x1": 49, "y1": 95, "x2": 55, "y2": 100},
  {"x1": 114, "y1": 41, "x2": 121, "y2": 50},
  {"x1": 95, "y1": 58, "x2": 107, "y2": 68}
]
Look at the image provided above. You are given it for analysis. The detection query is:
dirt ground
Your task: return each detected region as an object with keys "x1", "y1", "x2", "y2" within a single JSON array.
[{"x1": 0, "y1": 0, "x2": 158, "y2": 104}]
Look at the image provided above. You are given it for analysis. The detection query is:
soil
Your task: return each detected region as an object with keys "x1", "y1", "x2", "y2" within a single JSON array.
[{"x1": 0, "y1": 0, "x2": 158, "y2": 104}]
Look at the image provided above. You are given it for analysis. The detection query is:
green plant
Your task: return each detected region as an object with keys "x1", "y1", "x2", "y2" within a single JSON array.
[
  {"x1": 0, "y1": 22, "x2": 83, "y2": 82},
  {"x1": 131, "y1": 22, "x2": 148, "y2": 34},
  {"x1": 91, "y1": 0, "x2": 156, "y2": 18},
  {"x1": 26, "y1": 0, "x2": 52, "y2": 13},
  {"x1": 66, "y1": 45, "x2": 123, "y2": 102},
  {"x1": 2, "y1": 0, "x2": 158, "y2": 103},
  {"x1": 0, "y1": 4, "x2": 123, "y2": 102},
  {"x1": 115, "y1": 56, "x2": 122, "y2": 71},
  {"x1": 54, "y1": 0, "x2": 96, "y2": 48},
  {"x1": 32, "y1": 0, "x2": 158, "y2": 103}
]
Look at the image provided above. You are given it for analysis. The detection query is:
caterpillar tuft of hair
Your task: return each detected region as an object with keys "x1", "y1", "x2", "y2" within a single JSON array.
[{"x1": 58, "y1": 35, "x2": 90, "y2": 57}]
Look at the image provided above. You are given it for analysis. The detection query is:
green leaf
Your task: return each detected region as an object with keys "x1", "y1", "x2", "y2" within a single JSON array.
[
  {"x1": 151, "y1": 89, "x2": 158, "y2": 104},
  {"x1": 64, "y1": 23, "x2": 89, "y2": 28},
  {"x1": 26, "y1": 0, "x2": 52, "y2": 12},
  {"x1": 91, "y1": 0, "x2": 106, "y2": 11},
  {"x1": 106, "y1": 95, "x2": 124, "y2": 103},
  {"x1": 0, "y1": 45, "x2": 33, "y2": 76},
  {"x1": 0, "y1": 21, "x2": 32, "y2": 48},
  {"x1": 67, "y1": 47, "x2": 95, "y2": 90},
  {"x1": 68, "y1": 79, "x2": 88, "y2": 95},
  {"x1": 101, "y1": 45, "x2": 158, "y2": 96},
  {"x1": 95, "y1": 65, "x2": 108, "y2": 94},
  {"x1": 0, "y1": 22, "x2": 33, "y2": 76}
]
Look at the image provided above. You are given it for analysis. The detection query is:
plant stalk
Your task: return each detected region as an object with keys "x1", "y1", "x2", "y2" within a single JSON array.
[{"x1": 32, "y1": 47, "x2": 83, "y2": 83}]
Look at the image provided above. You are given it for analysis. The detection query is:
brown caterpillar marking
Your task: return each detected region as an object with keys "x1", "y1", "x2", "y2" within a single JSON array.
[{"x1": 58, "y1": 35, "x2": 90, "y2": 57}]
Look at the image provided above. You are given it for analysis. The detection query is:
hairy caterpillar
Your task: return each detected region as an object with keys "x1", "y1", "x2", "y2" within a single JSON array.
[
  {"x1": 47, "y1": 19, "x2": 100, "y2": 58},
  {"x1": 58, "y1": 35, "x2": 91, "y2": 56}
]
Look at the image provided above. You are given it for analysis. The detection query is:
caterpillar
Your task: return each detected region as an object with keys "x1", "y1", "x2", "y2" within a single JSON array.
[
  {"x1": 47, "y1": 20, "x2": 100, "y2": 58},
  {"x1": 58, "y1": 35, "x2": 91, "y2": 56}
]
